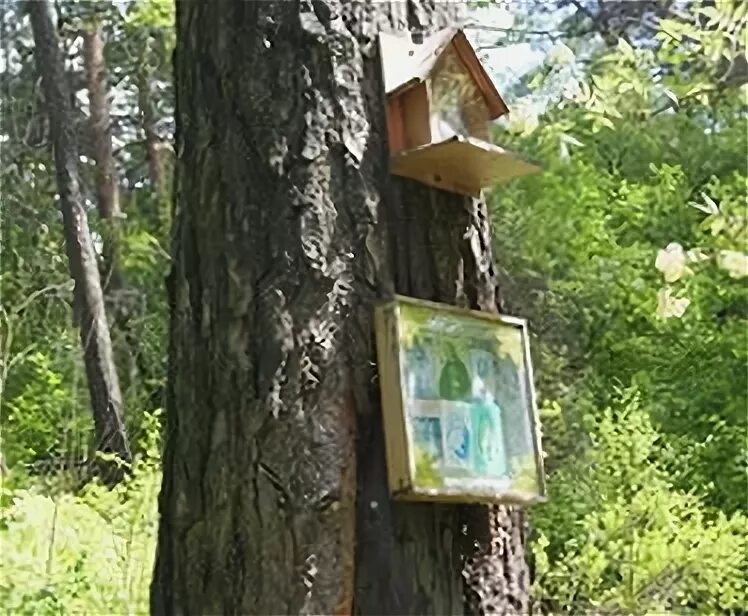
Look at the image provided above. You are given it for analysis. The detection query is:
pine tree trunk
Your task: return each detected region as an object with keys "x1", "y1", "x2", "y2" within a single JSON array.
[
  {"x1": 137, "y1": 65, "x2": 167, "y2": 196},
  {"x1": 152, "y1": 2, "x2": 529, "y2": 613},
  {"x1": 82, "y1": 21, "x2": 144, "y2": 401},
  {"x1": 27, "y1": 0, "x2": 131, "y2": 474},
  {"x1": 82, "y1": 22, "x2": 123, "y2": 296}
]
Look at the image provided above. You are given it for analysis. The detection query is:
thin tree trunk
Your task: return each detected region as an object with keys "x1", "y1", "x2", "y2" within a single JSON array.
[
  {"x1": 137, "y1": 61, "x2": 167, "y2": 196},
  {"x1": 27, "y1": 0, "x2": 131, "y2": 475},
  {"x1": 82, "y1": 22, "x2": 123, "y2": 297},
  {"x1": 152, "y1": 1, "x2": 528, "y2": 614},
  {"x1": 82, "y1": 21, "x2": 143, "y2": 403}
]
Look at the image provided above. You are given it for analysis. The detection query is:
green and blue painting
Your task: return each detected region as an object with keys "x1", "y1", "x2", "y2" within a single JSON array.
[{"x1": 398, "y1": 301, "x2": 542, "y2": 499}]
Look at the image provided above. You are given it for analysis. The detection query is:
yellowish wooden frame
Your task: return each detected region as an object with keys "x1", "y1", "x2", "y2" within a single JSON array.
[{"x1": 374, "y1": 295, "x2": 547, "y2": 506}]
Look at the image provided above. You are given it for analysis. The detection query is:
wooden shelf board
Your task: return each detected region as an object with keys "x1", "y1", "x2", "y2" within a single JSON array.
[{"x1": 390, "y1": 136, "x2": 541, "y2": 196}]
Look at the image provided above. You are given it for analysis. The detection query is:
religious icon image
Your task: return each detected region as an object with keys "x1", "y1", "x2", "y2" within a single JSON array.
[{"x1": 375, "y1": 296, "x2": 546, "y2": 504}]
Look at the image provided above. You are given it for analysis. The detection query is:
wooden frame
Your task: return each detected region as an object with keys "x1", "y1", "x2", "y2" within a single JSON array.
[{"x1": 374, "y1": 295, "x2": 547, "y2": 506}]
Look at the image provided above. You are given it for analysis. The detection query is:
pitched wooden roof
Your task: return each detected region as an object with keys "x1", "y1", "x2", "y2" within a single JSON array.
[{"x1": 379, "y1": 28, "x2": 509, "y2": 120}]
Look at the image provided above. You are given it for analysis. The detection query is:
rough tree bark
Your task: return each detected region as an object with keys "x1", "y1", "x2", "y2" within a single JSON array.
[
  {"x1": 82, "y1": 21, "x2": 123, "y2": 296},
  {"x1": 27, "y1": 0, "x2": 131, "y2": 471},
  {"x1": 151, "y1": 1, "x2": 528, "y2": 614}
]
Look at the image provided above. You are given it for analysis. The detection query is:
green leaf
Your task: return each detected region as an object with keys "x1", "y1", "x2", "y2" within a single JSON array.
[
  {"x1": 617, "y1": 38, "x2": 635, "y2": 58},
  {"x1": 662, "y1": 89, "x2": 679, "y2": 106}
]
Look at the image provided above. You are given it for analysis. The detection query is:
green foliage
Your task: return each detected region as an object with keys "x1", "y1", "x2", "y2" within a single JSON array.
[
  {"x1": 532, "y1": 393, "x2": 748, "y2": 613},
  {"x1": 493, "y1": 64, "x2": 747, "y2": 512},
  {"x1": 2, "y1": 350, "x2": 90, "y2": 467},
  {"x1": 0, "y1": 170, "x2": 96, "y2": 464},
  {"x1": 123, "y1": 0, "x2": 175, "y2": 50},
  {"x1": 115, "y1": 189, "x2": 171, "y2": 420},
  {"x1": 488, "y1": 1, "x2": 747, "y2": 611},
  {"x1": 0, "y1": 411, "x2": 162, "y2": 615}
]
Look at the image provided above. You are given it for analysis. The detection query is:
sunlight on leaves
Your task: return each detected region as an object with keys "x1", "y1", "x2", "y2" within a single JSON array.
[{"x1": 546, "y1": 42, "x2": 575, "y2": 66}]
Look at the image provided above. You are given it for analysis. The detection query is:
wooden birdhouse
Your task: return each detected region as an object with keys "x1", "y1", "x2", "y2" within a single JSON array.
[
  {"x1": 379, "y1": 28, "x2": 540, "y2": 196},
  {"x1": 374, "y1": 296, "x2": 547, "y2": 505}
]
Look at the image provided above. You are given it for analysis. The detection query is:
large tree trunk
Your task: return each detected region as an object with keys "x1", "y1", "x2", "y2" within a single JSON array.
[
  {"x1": 27, "y1": 0, "x2": 131, "y2": 473},
  {"x1": 82, "y1": 22, "x2": 123, "y2": 296},
  {"x1": 151, "y1": 2, "x2": 528, "y2": 614}
]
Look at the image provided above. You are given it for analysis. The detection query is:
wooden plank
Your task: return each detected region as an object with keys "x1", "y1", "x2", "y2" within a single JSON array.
[
  {"x1": 391, "y1": 293, "x2": 530, "y2": 328},
  {"x1": 393, "y1": 487, "x2": 546, "y2": 506},
  {"x1": 374, "y1": 301, "x2": 413, "y2": 494},
  {"x1": 519, "y1": 309, "x2": 548, "y2": 500},
  {"x1": 390, "y1": 136, "x2": 541, "y2": 196},
  {"x1": 400, "y1": 83, "x2": 432, "y2": 150},
  {"x1": 386, "y1": 97, "x2": 406, "y2": 154}
]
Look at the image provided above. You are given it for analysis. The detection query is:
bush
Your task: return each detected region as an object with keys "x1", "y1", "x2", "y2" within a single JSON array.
[
  {"x1": 2, "y1": 350, "x2": 91, "y2": 468},
  {"x1": 531, "y1": 392, "x2": 748, "y2": 614},
  {"x1": 0, "y1": 411, "x2": 162, "y2": 615}
]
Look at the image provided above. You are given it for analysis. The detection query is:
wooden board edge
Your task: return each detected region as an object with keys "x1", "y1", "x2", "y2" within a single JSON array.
[
  {"x1": 389, "y1": 136, "x2": 541, "y2": 194},
  {"x1": 386, "y1": 96, "x2": 406, "y2": 154},
  {"x1": 374, "y1": 301, "x2": 413, "y2": 496},
  {"x1": 391, "y1": 294, "x2": 528, "y2": 329},
  {"x1": 452, "y1": 32, "x2": 509, "y2": 120},
  {"x1": 390, "y1": 166, "x2": 481, "y2": 197},
  {"x1": 519, "y1": 318, "x2": 548, "y2": 500},
  {"x1": 390, "y1": 134, "x2": 543, "y2": 173},
  {"x1": 393, "y1": 488, "x2": 547, "y2": 507}
]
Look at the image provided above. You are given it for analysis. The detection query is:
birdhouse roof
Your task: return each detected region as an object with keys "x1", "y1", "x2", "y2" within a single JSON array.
[{"x1": 379, "y1": 28, "x2": 509, "y2": 120}]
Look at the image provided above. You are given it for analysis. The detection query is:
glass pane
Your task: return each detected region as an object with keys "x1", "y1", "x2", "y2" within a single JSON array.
[{"x1": 397, "y1": 300, "x2": 542, "y2": 500}]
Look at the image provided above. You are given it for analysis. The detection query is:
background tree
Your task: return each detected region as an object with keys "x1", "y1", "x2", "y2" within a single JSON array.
[
  {"x1": 26, "y1": 0, "x2": 131, "y2": 472},
  {"x1": 82, "y1": 17, "x2": 123, "y2": 298},
  {"x1": 1, "y1": 0, "x2": 173, "y2": 470}
]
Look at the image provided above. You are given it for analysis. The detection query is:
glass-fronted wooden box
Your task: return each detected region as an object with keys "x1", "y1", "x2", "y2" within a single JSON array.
[
  {"x1": 374, "y1": 296, "x2": 546, "y2": 505},
  {"x1": 379, "y1": 28, "x2": 540, "y2": 196}
]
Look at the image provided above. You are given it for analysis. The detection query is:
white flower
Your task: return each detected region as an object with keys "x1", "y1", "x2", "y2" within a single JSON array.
[
  {"x1": 656, "y1": 287, "x2": 690, "y2": 319},
  {"x1": 717, "y1": 250, "x2": 748, "y2": 279},
  {"x1": 562, "y1": 78, "x2": 582, "y2": 101},
  {"x1": 547, "y1": 42, "x2": 575, "y2": 66},
  {"x1": 655, "y1": 242, "x2": 687, "y2": 282}
]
